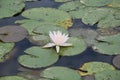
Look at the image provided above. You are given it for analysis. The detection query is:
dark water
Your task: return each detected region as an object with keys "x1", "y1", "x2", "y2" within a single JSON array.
[{"x1": 0, "y1": 0, "x2": 115, "y2": 76}]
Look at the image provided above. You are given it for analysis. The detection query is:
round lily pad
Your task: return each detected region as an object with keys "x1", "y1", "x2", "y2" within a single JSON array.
[
  {"x1": 112, "y1": 55, "x2": 120, "y2": 69},
  {"x1": 0, "y1": 25, "x2": 28, "y2": 42},
  {"x1": 20, "y1": 8, "x2": 73, "y2": 28},
  {"x1": 18, "y1": 47, "x2": 59, "y2": 68},
  {"x1": 0, "y1": 41, "x2": 14, "y2": 62},
  {"x1": 95, "y1": 70, "x2": 120, "y2": 80},
  {"x1": 79, "y1": 62, "x2": 115, "y2": 76},
  {"x1": 80, "y1": 0, "x2": 112, "y2": 7},
  {"x1": 33, "y1": 24, "x2": 68, "y2": 35},
  {"x1": 40, "y1": 66, "x2": 82, "y2": 80},
  {"x1": 0, "y1": 76, "x2": 27, "y2": 80},
  {"x1": 0, "y1": 0, "x2": 25, "y2": 19},
  {"x1": 59, "y1": 37, "x2": 87, "y2": 56},
  {"x1": 92, "y1": 33, "x2": 120, "y2": 55}
]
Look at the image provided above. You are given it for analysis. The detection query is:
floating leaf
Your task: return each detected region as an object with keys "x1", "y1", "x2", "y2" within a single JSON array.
[
  {"x1": 54, "y1": 0, "x2": 72, "y2": 2},
  {"x1": 18, "y1": 8, "x2": 73, "y2": 29},
  {"x1": 0, "y1": 25, "x2": 28, "y2": 42},
  {"x1": 112, "y1": 55, "x2": 120, "y2": 69},
  {"x1": 0, "y1": 41, "x2": 14, "y2": 62},
  {"x1": 59, "y1": 37, "x2": 87, "y2": 56},
  {"x1": 18, "y1": 47, "x2": 59, "y2": 68},
  {"x1": 93, "y1": 33, "x2": 120, "y2": 55},
  {"x1": 80, "y1": 0, "x2": 112, "y2": 7},
  {"x1": 95, "y1": 70, "x2": 120, "y2": 80},
  {"x1": 0, "y1": 0, "x2": 25, "y2": 19},
  {"x1": 33, "y1": 24, "x2": 68, "y2": 35},
  {"x1": 28, "y1": 35, "x2": 50, "y2": 46},
  {"x1": 82, "y1": 8, "x2": 109, "y2": 25},
  {"x1": 98, "y1": 13, "x2": 120, "y2": 28},
  {"x1": 40, "y1": 66, "x2": 82, "y2": 80},
  {"x1": 0, "y1": 76, "x2": 27, "y2": 80},
  {"x1": 108, "y1": 0, "x2": 120, "y2": 7},
  {"x1": 79, "y1": 62, "x2": 115, "y2": 76}
]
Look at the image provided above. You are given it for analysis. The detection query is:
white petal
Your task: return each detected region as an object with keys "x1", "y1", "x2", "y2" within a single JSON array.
[
  {"x1": 60, "y1": 43, "x2": 72, "y2": 46},
  {"x1": 43, "y1": 43, "x2": 55, "y2": 48},
  {"x1": 56, "y1": 46, "x2": 60, "y2": 53}
]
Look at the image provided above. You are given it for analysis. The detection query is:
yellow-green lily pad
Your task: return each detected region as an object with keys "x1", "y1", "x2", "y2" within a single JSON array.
[{"x1": 0, "y1": 76, "x2": 27, "y2": 80}]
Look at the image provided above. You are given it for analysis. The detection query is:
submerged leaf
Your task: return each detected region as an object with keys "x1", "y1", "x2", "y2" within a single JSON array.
[
  {"x1": 0, "y1": 25, "x2": 28, "y2": 42},
  {"x1": 0, "y1": 0, "x2": 25, "y2": 19},
  {"x1": 40, "y1": 66, "x2": 82, "y2": 80},
  {"x1": 18, "y1": 47, "x2": 59, "y2": 68}
]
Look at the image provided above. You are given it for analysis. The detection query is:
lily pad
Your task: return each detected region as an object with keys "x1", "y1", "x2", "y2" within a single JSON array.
[
  {"x1": 18, "y1": 47, "x2": 59, "y2": 68},
  {"x1": 112, "y1": 55, "x2": 120, "y2": 69},
  {"x1": 28, "y1": 35, "x2": 50, "y2": 46},
  {"x1": 33, "y1": 24, "x2": 68, "y2": 35},
  {"x1": 92, "y1": 33, "x2": 120, "y2": 55},
  {"x1": 0, "y1": 76, "x2": 27, "y2": 80},
  {"x1": 82, "y1": 8, "x2": 109, "y2": 25},
  {"x1": 18, "y1": 8, "x2": 73, "y2": 29},
  {"x1": 54, "y1": 0, "x2": 72, "y2": 2},
  {"x1": 40, "y1": 66, "x2": 82, "y2": 80},
  {"x1": 0, "y1": 41, "x2": 14, "y2": 62},
  {"x1": 0, "y1": 0, "x2": 25, "y2": 19},
  {"x1": 0, "y1": 25, "x2": 28, "y2": 42},
  {"x1": 95, "y1": 70, "x2": 120, "y2": 80},
  {"x1": 59, "y1": 37, "x2": 87, "y2": 56},
  {"x1": 80, "y1": 0, "x2": 112, "y2": 7},
  {"x1": 79, "y1": 62, "x2": 115, "y2": 76}
]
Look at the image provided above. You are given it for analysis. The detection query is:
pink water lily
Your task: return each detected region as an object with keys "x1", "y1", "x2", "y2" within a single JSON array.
[{"x1": 43, "y1": 31, "x2": 72, "y2": 53}]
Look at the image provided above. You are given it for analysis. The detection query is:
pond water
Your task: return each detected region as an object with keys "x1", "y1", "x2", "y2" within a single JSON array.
[{"x1": 0, "y1": 0, "x2": 119, "y2": 79}]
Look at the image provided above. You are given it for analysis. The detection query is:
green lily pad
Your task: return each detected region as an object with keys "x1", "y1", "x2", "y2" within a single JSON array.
[
  {"x1": 28, "y1": 35, "x2": 50, "y2": 46},
  {"x1": 92, "y1": 33, "x2": 120, "y2": 55},
  {"x1": 95, "y1": 70, "x2": 120, "y2": 80},
  {"x1": 108, "y1": 0, "x2": 120, "y2": 8},
  {"x1": 80, "y1": 0, "x2": 112, "y2": 7},
  {"x1": 98, "y1": 13, "x2": 120, "y2": 28},
  {"x1": 59, "y1": 37, "x2": 87, "y2": 56},
  {"x1": 0, "y1": 41, "x2": 14, "y2": 62},
  {"x1": 40, "y1": 66, "x2": 82, "y2": 80},
  {"x1": 0, "y1": 76, "x2": 27, "y2": 80},
  {"x1": 18, "y1": 47, "x2": 59, "y2": 68},
  {"x1": 79, "y1": 62, "x2": 115, "y2": 76},
  {"x1": 33, "y1": 24, "x2": 68, "y2": 35},
  {"x1": 0, "y1": 0, "x2": 25, "y2": 19},
  {"x1": 18, "y1": 8, "x2": 73, "y2": 29},
  {"x1": 82, "y1": 8, "x2": 109, "y2": 25},
  {"x1": 54, "y1": 0, "x2": 72, "y2": 2}
]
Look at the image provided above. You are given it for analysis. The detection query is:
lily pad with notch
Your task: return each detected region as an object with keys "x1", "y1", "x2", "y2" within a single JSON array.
[
  {"x1": 79, "y1": 62, "x2": 115, "y2": 76},
  {"x1": 0, "y1": 25, "x2": 28, "y2": 42},
  {"x1": 40, "y1": 66, "x2": 82, "y2": 80},
  {"x1": 0, "y1": 0, "x2": 25, "y2": 19},
  {"x1": 18, "y1": 47, "x2": 59, "y2": 68}
]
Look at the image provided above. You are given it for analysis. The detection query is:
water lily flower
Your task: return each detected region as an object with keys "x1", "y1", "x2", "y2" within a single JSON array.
[{"x1": 43, "y1": 31, "x2": 72, "y2": 53}]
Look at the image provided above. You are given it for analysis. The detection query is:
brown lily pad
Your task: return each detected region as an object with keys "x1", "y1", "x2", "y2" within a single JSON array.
[
  {"x1": 0, "y1": 25, "x2": 28, "y2": 42},
  {"x1": 112, "y1": 55, "x2": 120, "y2": 69}
]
